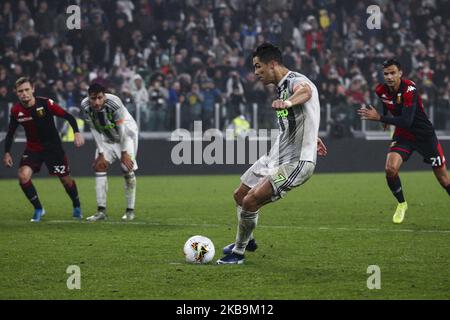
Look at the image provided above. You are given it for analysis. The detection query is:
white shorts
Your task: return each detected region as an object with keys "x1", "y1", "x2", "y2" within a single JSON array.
[
  {"x1": 240, "y1": 155, "x2": 315, "y2": 202},
  {"x1": 95, "y1": 136, "x2": 139, "y2": 171}
]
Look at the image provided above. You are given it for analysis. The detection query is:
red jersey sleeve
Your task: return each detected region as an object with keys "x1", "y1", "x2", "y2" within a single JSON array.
[{"x1": 46, "y1": 99, "x2": 68, "y2": 117}]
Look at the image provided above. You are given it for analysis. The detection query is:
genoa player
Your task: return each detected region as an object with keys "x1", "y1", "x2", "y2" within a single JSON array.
[
  {"x1": 217, "y1": 43, "x2": 327, "y2": 264},
  {"x1": 81, "y1": 83, "x2": 138, "y2": 222},
  {"x1": 3, "y1": 77, "x2": 85, "y2": 222},
  {"x1": 358, "y1": 59, "x2": 450, "y2": 223}
]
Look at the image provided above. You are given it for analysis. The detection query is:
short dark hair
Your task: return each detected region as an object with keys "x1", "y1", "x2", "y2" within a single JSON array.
[
  {"x1": 252, "y1": 43, "x2": 283, "y2": 65},
  {"x1": 88, "y1": 83, "x2": 107, "y2": 95},
  {"x1": 15, "y1": 77, "x2": 33, "y2": 88},
  {"x1": 382, "y1": 59, "x2": 402, "y2": 70}
]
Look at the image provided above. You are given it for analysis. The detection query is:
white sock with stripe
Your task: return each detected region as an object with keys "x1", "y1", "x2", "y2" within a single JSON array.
[
  {"x1": 232, "y1": 209, "x2": 259, "y2": 255},
  {"x1": 95, "y1": 172, "x2": 108, "y2": 209},
  {"x1": 124, "y1": 172, "x2": 136, "y2": 210}
]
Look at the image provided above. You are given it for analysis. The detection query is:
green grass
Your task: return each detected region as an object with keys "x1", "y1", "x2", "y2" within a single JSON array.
[{"x1": 0, "y1": 172, "x2": 449, "y2": 299}]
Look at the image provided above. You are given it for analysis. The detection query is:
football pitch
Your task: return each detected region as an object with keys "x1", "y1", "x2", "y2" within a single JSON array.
[{"x1": 0, "y1": 172, "x2": 449, "y2": 300}]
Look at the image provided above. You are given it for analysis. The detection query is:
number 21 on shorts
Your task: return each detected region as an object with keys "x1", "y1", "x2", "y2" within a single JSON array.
[{"x1": 430, "y1": 156, "x2": 443, "y2": 167}]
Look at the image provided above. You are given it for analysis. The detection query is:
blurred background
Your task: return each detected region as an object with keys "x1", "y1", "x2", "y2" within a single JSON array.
[{"x1": 0, "y1": 0, "x2": 449, "y2": 166}]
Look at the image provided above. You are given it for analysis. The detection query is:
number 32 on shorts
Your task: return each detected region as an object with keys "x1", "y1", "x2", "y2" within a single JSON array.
[{"x1": 53, "y1": 165, "x2": 66, "y2": 174}]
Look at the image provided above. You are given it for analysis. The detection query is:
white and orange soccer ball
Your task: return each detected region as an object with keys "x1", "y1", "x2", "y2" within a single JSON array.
[{"x1": 183, "y1": 235, "x2": 215, "y2": 264}]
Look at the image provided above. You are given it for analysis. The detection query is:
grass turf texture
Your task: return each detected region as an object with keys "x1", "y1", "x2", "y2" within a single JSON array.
[{"x1": 0, "y1": 172, "x2": 449, "y2": 299}]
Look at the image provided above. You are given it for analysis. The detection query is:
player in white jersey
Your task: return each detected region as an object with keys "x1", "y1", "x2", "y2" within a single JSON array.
[
  {"x1": 217, "y1": 43, "x2": 327, "y2": 264},
  {"x1": 81, "y1": 83, "x2": 139, "y2": 221}
]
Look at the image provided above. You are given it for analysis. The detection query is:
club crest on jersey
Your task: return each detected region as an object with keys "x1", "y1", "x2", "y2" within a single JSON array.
[
  {"x1": 36, "y1": 107, "x2": 46, "y2": 117},
  {"x1": 279, "y1": 89, "x2": 289, "y2": 101}
]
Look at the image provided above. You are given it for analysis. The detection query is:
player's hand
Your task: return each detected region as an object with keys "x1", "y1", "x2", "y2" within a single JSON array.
[
  {"x1": 93, "y1": 154, "x2": 108, "y2": 171},
  {"x1": 74, "y1": 132, "x2": 85, "y2": 148},
  {"x1": 357, "y1": 105, "x2": 381, "y2": 121},
  {"x1": 317, "y1": 138, "x2": 327, "y2": 156},
  {"x1": 3, "y1": 153, "x2": 13, "y2": 168},
  {"x1": 272, "y1": 99, "x2": 291, "y2": 109},
  {"x1": 121, "y1": 152, "x2": 134, "y2": 172}
]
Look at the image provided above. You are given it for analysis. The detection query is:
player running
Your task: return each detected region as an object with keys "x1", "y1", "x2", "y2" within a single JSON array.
[
  {"x1": 3, "y1": 77, "x2": 85, "y2": 222},
  {"x1": 358, "y1": 59, "x2": 450, "y2": 223},
  {"x1": 217, "y1": 43, "x2": 327, "y2": 265},
  {"x1": 81, "y1": 83, "x2": 139, "y2": 221}
]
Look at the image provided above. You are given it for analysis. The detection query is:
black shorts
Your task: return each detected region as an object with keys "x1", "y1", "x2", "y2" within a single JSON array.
[
  {"x1": 20, "y1": 149, "x2": 71, "y2": 177},
  {"x1": 389, "y1": 135, "x2": 447, "y2": 167}
]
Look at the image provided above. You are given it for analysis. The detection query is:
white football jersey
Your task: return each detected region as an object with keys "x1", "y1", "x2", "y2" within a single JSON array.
[
  {"x1": 81, "y1": 93, "x2": 138, "y2": 144},
  {"x1": 269, "y1": 71, "x2": 321, "y2": 165}
]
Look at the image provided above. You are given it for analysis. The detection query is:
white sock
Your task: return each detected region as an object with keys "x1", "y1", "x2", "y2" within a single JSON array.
[
  {"x1": 124, "y1": 172, "x2": 136, "y2": 210},
  {"x1": 236, "y1": 205, "x2": 254, "y2": 241},
  {"x1": 95, "y1": 172, "x2": 108, "y2": 209},
  {"x1": 232, "y1": 209, "x2": 259, "y2": 255}
]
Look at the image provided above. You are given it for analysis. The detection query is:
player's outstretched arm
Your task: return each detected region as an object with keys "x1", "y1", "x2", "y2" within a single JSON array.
[
  {"x1": 272, "y1": 83, "x2": 312, "y2": 109},
  {"x1": 47, "y1": 99, "x2": 83, "y2": 146}
]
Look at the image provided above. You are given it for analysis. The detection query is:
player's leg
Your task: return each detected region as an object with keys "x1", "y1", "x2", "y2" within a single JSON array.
[
  {"x1": 87, "y1": 148, "x2": 111, "y2": 221},
  {"x1": 48, "y1": 151, "x2": 82, "y2": 219},
  {"x1": 59, "y1": 175, "x2": 82, "y2": 219},
  {"x1": 231, "y1": 179, "x2": 273, "y2": 253},
  {"x1": 385, "y1": 151, "x2": 408, "y2": 223},
  {"x1": 217, "y1": 179, "x2": 271, "y2": 264},
  {"x1": 120, "y1": 137, "x2": 138, "y2": 221},
  {"x1": 433, "y1": 164, "x2": 450, "y2": 195},
  {"x1": 121, "y1": 169, "x2": 137, "y2": 221},
  {"x1": 18, "y1": 151, "x2": 45, "y2": 221},
  {"x1": 423, "y1": 138, "x2": 450, "y2": 195},
  {"x1": 18, "y1": 165, "x2": 45, "y2": 221},
  {"x1": 385, "y1": 152, "x2": 406, "y2": 202},
  {"x1": 222, "y1": 183, "x2": 258, "y2": 255}
]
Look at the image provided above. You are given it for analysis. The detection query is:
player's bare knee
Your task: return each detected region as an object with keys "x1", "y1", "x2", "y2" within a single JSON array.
[
  {"x1": 242, "y1": 193, "x2": 258, "y2": 212},
  {"x1": 233, "y1": 188, "x2": 246, "y2": 206},
  {"x1": 385, "y1": 165, "x2": 399, "y2": 178},
  {"x1": 18, "y1": 168, "x2": 31, "y2": 184}
]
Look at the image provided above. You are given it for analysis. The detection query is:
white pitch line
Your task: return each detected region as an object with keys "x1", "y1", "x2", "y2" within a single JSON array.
[{"x1": 42, "y1": 220, "x2": 450, "y2": 235}]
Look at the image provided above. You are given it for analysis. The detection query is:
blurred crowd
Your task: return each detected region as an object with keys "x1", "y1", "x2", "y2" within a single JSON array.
[{"x1": 0, "y1": 0, "x2": 449, "y2": 135}]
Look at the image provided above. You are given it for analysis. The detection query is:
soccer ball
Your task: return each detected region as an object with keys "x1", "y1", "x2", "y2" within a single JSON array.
[{"x1": 183, "y1": 235, "x2": 215, "y2": 264}]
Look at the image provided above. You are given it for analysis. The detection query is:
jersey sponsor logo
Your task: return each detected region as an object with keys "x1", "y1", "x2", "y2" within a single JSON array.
[
  {"x1": 276, "y1": 109, "x2": 289, "y2": 119},
  {"x1": 17, "y1": 117, "x2": 33, "y2": 122},
  {"x1": 36, "y1": 107, "x2": 46, "y2": 118}
]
